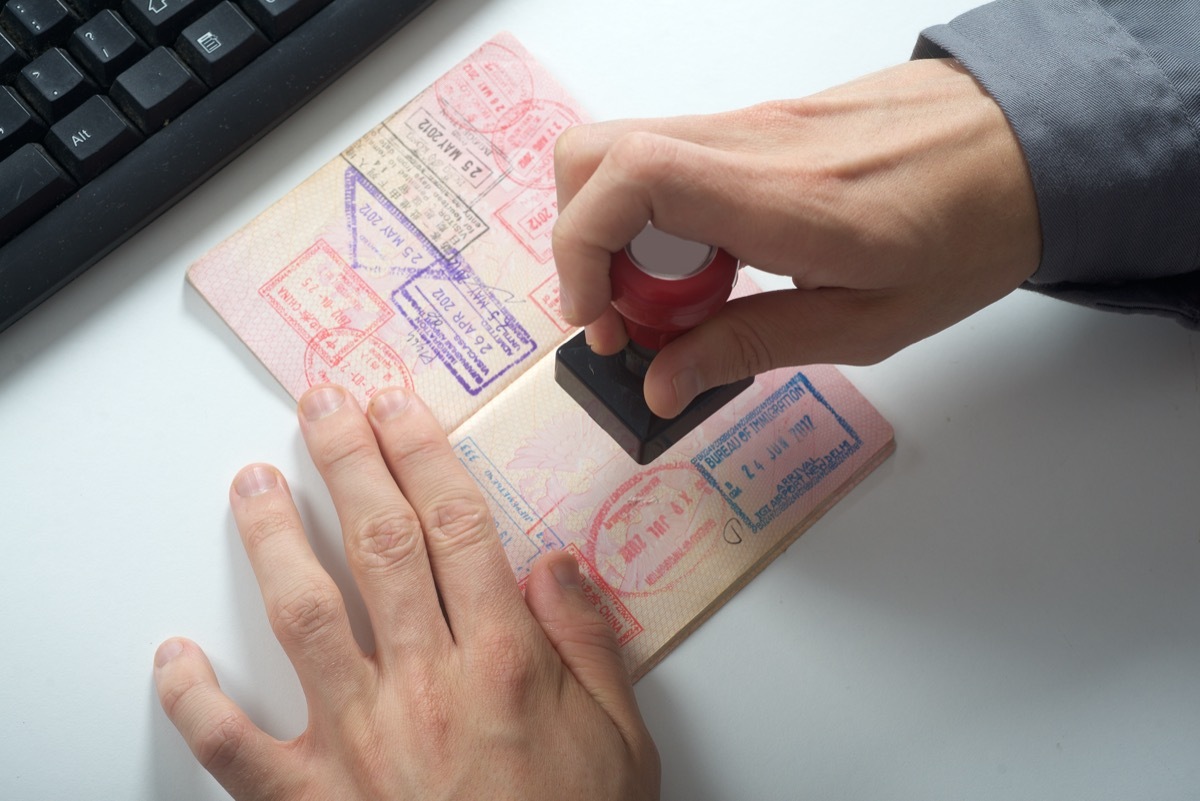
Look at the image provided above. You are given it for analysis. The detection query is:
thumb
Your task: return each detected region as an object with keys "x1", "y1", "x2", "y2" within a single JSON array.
[
  {"x1": 525, "y1": 551, "x2": 645, "y2": 737},
  {"x1": 644, "y1": 287, "x2": 905, "y2": 417}
]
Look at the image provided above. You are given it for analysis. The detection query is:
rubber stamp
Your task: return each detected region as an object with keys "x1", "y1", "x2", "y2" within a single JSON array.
[{"x1": 554, "y1": 225, "x2": 753, "y2": 464}]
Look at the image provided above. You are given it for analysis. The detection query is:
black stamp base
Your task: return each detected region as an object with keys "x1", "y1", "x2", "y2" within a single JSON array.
[{"x1": 554, "y1": 331, "x2": 753, "y2": 465}]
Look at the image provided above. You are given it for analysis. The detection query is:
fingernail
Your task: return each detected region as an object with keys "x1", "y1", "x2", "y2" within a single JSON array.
[
  {"x1": 234, "y1": 465, "x2": 278, "y2": 498},
  {"x1": 551, "y1": 556, "x2": 580, "y2": 589},
  {"x1": 300, "y1": 385, "x2": 345, "y2": 421},
  {"x1": 155, "y1": 639, "x2": 184, "y2": 669},
  {"x1": 559, "y1": 284, "x2": 576, "y2": 322},
  {"x1": 671, "y1": 367, "x2": 704, "y2": 411},
  {"x1": 370, "y1": 387, "x2": 411, "y2": 422}
]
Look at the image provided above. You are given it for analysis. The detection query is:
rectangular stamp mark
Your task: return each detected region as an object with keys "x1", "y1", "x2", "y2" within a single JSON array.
[
  {"x1": 526, "y1": 273, "x2": 570, "y2": 333},
  {"x1": 495, "y1": 190, "x2": 556, "y2": 263},
  {"x1": 456, "y1": 436, "x2": 564, "y2": 580},
  {"x1": 258, "y1": 239, "x2": 393, "y2": 365},
  {"x1": 692, "y1": 372, "x2": 864, "y2": 533},
  {"x1": 342, "y1": 127, "x2": 488, "y2": 256},
  {"x1": 393, "y1": 256, "x2": 537, "y2": 396}
]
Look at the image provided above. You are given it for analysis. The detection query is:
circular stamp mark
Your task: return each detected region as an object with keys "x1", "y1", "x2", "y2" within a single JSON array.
[
  {"x1": 491, "y1": 99, "x2": 581, "y2": 191},
  {"x1": 584, "y1": 463, "x2": 720, "y2": 598},
  {"x1": 304, "y1": 329, "x2": 414, "y2": 401},
  {"x1": 435, "y1": 41, "x2": 535, "y2": 135}
]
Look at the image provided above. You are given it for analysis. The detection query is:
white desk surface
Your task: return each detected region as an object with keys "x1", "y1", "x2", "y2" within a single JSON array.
[{"x1": 3, "y1": 0, "x2": 1199, "y2": 798}]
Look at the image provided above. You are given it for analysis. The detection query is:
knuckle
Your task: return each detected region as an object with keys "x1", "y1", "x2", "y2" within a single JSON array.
[
  {"x1": 606, "y1": 131, "x2": 678, "y2": 184},
  {"x1": 472, "y1": 631, "x2": 541, "y2": 700},
  {"x1": 240, "y1": 508, "x2": 297, "y2": 554},
  {"x1": 193, "y1": 711, "x2": 251, "y2": 773},
  {"x1": 349, "y1": 508, "x2": 424, "y2": 571},
  {"x1": 158, "y1": 673, "x2": 204, "y2": 720},
  {"x1": 723, "y1": 315, "x2": 777, "y2": 378},
  {"x1": 310, "y1": 430, "x2": 378, "y2": 475},
  {"x1": 424, "y1": 493, "x2": 493, "y2": 549},
  {"x1": 268, "y1": 579, "x2": 343, "y2": 647}
]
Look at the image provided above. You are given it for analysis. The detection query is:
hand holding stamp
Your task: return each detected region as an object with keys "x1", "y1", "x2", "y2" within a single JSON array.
[{"x1": 555, "y1": 225, "x2": 752, "y2": 464}]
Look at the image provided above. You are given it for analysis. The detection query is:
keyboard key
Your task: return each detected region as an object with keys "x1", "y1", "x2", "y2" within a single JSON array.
[
  {"x1": 16, "y1": 46, "x2": 94, "y2": 121},
  {"x1": 46, "y1": 93, "x2": 140, "y2": 181},
  {"x1": 121, "y1": 0, "x2": 214, "y2": 48},
  {"x1": 237, "y1": 0, "x2": 325, "y2": 41},
  {"x1": 177, "y1": 1, "x2": 263, "y2": 87},
  {"x1": 0, "y1": 0, "x2": 77, "y2": 54},
  {"x1": 110, "y1": 45, "x2": 203, "y2": 132},
  {"x1": 0, "y1": 142, "x2": 73, "y2": 244},
  {"x1": 0, "y1": 83, "x2": 43, "y2": 158},
  {"x1": 61, "y1": 0, "x2": 118, "y2": 18},
  {"x1": 0, "y1": 28, "x2": 25, "y2": 81},
  {"x1": 69, "y1": 9, "x2": 146, "y2": 86}
]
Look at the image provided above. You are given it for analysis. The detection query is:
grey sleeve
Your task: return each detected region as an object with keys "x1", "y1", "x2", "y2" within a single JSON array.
[{"x1": 913, "y1": 0, "x2": 1200, "y2": 329}]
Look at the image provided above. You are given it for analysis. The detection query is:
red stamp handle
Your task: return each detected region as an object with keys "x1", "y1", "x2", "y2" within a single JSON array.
[{"x1": 610, "y1": 227, "x2": 738, "y2": 351}]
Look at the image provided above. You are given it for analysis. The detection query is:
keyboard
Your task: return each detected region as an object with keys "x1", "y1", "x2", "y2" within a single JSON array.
[{"x1": 0, "y1": 0, "x2": 436, "y2": 333}]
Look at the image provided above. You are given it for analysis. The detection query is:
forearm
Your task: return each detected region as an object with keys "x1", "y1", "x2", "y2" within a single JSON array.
[{"x1": 914, "y1": 0, "x2": 1200, "y2": 327}]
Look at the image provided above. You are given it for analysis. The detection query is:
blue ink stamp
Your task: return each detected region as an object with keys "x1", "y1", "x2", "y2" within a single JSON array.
[
  {"x1": 344, "y1": 167, "x2": 451, "y2": 281},
  {"x1": 455, "y1": 437, "x2": 564, "y2": 579},
  {"x1": 342, "y1": 167, "x2": 537, "y2": 395},
  {"x1": 692, "y1": 372, "x2": 863, "y2": 533}
]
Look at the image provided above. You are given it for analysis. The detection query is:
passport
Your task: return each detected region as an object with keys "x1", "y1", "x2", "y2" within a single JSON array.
[{"x1": 188, "y1": 32, "x2": 895, "y2": 678}]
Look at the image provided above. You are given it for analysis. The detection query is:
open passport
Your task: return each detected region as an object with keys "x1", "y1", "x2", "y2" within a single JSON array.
[{"x1": 188, "y1": 33, "x2": 895, "y2": 679}]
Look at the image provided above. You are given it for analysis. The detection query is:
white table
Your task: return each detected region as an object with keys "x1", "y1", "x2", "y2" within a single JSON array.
[{"x1": 3, "y1": 0, "x2": 1199, "y2": 798}]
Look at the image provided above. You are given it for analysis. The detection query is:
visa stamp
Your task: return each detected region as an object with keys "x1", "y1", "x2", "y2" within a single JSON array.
[
  {"x1": 456, "y1": 436, "x2": 564, "y2": 580},
  {"x1": 342, "y1": 148, "x2": 488, "y2": 262},
  {"x1": 434, "y1": 39, "x2": 535, "y2": 134},
  {"x1": 495, "y1": 189, "x2": 557, "y2": 263},
  {"x1": 569, "y1": 542, "x2": 643, "y2": 647},
  {"x1": 491, "y1": 99, "x2": 579, "y2": 191},
  {"x1": 303, "y1": 329, "x2": 413, "y2": 400},
  {"x1": 585, "y1": 463, "x2": 720, "y2": 597},
  {"x1": 527, "y1": 273, "x2": 570, "y2": 332},
  {"x1": 258, "y1": 239, "x2": 393, "y2": 365},
  {"x1": 400, "y1": 107, "x2": 497, "y2": 191},
  {"x1": 392, "y1": 255, "x2": 537, "y2": 396},
  {"x1": 692, "y1": 371, "x2": 864, "y2": 533}
]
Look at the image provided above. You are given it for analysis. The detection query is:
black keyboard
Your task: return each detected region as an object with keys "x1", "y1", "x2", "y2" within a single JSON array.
[{"x1": 0, "y1": 0, "x2": 436, "y2": 333}]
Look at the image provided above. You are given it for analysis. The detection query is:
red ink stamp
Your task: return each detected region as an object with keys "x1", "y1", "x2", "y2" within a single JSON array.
[
  {"x1": 568, "y1": 543, "x2": 643, "y2": 647},
  {"x1": 585, "y1": 464, "x2": 720, "y2": 598},
  {"x1": 303, "y1": 329, "x2": 414, "y2": 398},
  {"x1": 527, "y1": 272, "x2": 571, "y2": 332},
  {"x1": 435, "y1": 41, "x2": 534, "y2": 134},
  {"x1": 496, "y1": 189, "x2": 557, "y2": 263},
  {"x1": 259, "y1": 239, "x2": 393, "y2": 365},
  {"x1": 492, "y1": 99, "x2": 579, "y2": 190}
]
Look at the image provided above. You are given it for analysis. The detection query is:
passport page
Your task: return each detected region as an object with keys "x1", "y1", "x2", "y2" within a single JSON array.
[
  {"x1": 189, "y1": 33, "x2": 896, "y2": 680},
  {"x1": 189, "y1": 33, "x2": 580, "y2": 431},
  {"x1": 455, "y1": 354, "x2": 894, "y2": 679}
]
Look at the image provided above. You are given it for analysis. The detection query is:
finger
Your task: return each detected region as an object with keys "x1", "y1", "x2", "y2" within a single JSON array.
[
  {"x1": 523, "y1": 553, "x2": 650, "y2": 748},
  {"x1": 583, "y1": 306, "x2": 628, "y2": 355},
  {"x1": 366, "y1": 387, "x2": 531, "y2": 645},
  {"x1": 552, "y1": 133, "x2": 767, "y2": 328},
  {"x1": 154, "y1": 638, "x2": 294, "y2": 799},
  {"x1": 296, "y1": 385, "x2": 449, "y2": 662},
  {"x1": 230, "y1": 463, "x2": 371, "y2": 706},
  {"x1": 643, "y1": 287, "x2": 929, "y2": 417}
]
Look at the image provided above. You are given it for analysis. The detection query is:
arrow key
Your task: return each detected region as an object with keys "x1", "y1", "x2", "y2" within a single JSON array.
[{"x1": 121, "y1": 0, "x2": 217, "y2": 48}]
